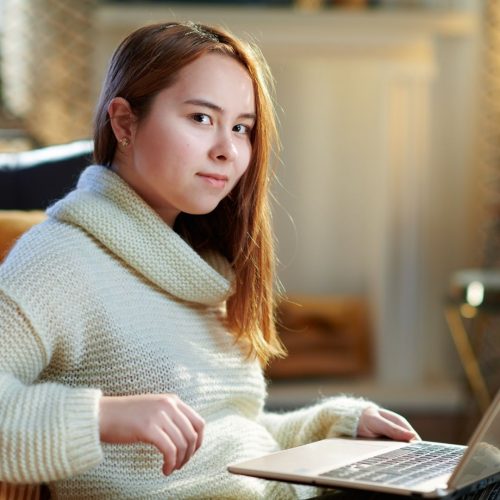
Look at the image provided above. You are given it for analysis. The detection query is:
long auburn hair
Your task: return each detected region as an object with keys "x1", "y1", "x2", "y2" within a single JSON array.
[{"x1": 93, "y1": 22, "x2": 285, "y2": 364}]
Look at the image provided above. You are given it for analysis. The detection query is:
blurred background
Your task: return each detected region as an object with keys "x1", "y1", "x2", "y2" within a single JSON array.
[{"x1": 0, "y1": 0, "x2": 498, "y2": 443}]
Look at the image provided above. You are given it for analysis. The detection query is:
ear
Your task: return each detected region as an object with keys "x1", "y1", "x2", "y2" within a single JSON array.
[{"x1": 108, "y1": 97, "x2": 136, "y2": 143}]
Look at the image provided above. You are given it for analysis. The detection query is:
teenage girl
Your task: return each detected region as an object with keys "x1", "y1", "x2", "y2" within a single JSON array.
[{"x1": 0, "y1": 22, "x2": 419, "y2": 499}]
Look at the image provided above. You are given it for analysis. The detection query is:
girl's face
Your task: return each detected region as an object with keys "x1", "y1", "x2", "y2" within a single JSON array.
[{"x1": 112, "y1": 53, "x2": 256, "y2": 227}]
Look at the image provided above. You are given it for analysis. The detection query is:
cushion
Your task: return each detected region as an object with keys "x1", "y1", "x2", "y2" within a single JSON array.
[
  {"x1": 266, "y1": 295, "x2": 372, "y2": 379},
  {"x1": 0, "y1": 211, "x2": 47, "y2": 262},
  {"x1": 0, "y1": 483, "x2": 43, "y2": 500},
  {"x1": 0, "y1": 483, "x2": 41, "y2": 499}
]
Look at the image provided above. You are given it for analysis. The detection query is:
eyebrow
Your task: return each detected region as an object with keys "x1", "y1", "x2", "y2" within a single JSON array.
[{"x1": 183, "y1": 98, "x2": 256, "y2": 121}]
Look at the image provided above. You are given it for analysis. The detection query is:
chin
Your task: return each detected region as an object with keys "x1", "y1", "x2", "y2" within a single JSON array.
[{"x1": 184, "y1": 202, "x2": 222, "y2": 217}]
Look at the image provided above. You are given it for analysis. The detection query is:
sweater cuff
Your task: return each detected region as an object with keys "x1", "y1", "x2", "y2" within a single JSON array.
[
  {"x1": 65, "y1": 388, "x2": 104, "y2": 475},
  {"x1": 324, "y1": 395, "x2": 377, "y2": 438}
]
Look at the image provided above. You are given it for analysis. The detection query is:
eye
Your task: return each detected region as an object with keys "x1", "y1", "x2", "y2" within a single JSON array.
[
  {"x1": 192, "y1": 113, "x2": 211, "y2": 124},
  {"x1": 233, "y1": 123, "x2": 251, "y2": 135}
]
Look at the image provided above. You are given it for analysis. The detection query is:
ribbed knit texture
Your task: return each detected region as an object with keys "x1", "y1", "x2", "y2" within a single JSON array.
[{"x1": 0, "y1": 166, "x2": 374, "y2": 499}]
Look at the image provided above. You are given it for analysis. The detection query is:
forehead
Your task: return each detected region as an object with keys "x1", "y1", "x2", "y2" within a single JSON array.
[{"x1": 160, "y1": 53, "x2": 255, "y2": 112}]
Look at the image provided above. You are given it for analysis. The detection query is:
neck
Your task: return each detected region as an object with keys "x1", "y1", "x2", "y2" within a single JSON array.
[{"x1": 110, "y1": 160, "x2": 179, "y2": 228}]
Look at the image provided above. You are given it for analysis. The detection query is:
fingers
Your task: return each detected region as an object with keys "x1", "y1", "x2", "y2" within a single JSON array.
[
  {"x1": 379, "y1": 409, "x2": 412, "y2": 430},
  {"x1": 99, "y1": 393, "x2": 205, "y2": 476},
  {"x1": 160, "y1": 412, "x2": 190, "y2": 471},
  {"x1": 176, "y1": 399, "x2": 205, "y2": 451},
  {"x1": 153, "y1": 395, "x2": 205, "y2": 475},
  {"x1": 152, "y1": 425, "x2": 178, "y2": 476},
  {"x1": 164, "y1": 407, "x2": 199, "y2": 468},
  {"x1": 357, "y1": 406, "x2": 420, "y2": 442},
  {"x1": 378, "y1": 409, "x2": 421, "y2": 441},
  {"x1": 378, "y1": 418, "x2": 416, "y2": 441}
]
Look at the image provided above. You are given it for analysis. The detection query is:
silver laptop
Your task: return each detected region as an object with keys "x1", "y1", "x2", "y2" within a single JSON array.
[{"x1": 228, "y1": 391, "x2": 500, "y2": 498}]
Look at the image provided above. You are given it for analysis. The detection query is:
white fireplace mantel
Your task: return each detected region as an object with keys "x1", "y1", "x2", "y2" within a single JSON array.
[
  {"x1": 94, "y1": 6, "x2": 477, "y2": 86},
  {"x1": 96, "y1": 6, "x2": 476, "y2": 40}
]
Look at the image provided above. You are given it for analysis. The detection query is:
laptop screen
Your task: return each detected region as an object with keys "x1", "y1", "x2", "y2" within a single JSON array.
[{"x1": 451, "y1": 391, "x2": 500, "y2": 489}]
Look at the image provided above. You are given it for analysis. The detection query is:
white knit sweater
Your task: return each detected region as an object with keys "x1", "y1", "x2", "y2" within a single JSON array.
[{"x1": 0, "y1": 166, "x2": 373, "y2": 499}]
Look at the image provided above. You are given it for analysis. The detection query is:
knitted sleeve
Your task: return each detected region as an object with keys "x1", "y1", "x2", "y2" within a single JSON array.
[
  {"x1": 0, "y1": 290, "x2": 104, "y2": 484},
  {"x1": 258, "y1": 395, "x2": 376, "y2": 451}
]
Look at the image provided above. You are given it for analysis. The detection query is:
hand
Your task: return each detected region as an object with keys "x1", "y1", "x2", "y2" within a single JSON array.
[
  {"x1": 357, "y1": 406, "x2": 420, "y2": 442},
  {"x1": 99, "y1": 394, "x2": 205, "y2": 475}
]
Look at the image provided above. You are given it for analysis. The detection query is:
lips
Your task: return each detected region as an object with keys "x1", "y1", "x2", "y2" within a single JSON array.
[{"x1": 197, "y1": 172, "x2": 228, "y2": 189}]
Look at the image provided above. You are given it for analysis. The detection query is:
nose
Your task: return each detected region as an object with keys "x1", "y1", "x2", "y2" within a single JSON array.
[{"x1": 209, "y1": 129, "x2": 237, "y2": 163}]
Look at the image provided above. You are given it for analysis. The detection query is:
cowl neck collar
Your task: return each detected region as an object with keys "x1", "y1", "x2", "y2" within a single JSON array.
[{"x1": 47, "y1": 165, "x2": 233, "y2": 306}]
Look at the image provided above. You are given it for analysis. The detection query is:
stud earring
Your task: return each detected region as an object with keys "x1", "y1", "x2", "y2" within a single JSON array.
[{"x1": 119, "y1": 137, "x2": 130, "y2": 147}]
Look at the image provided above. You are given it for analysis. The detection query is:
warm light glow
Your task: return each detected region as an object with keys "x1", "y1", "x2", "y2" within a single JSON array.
[
  {"x1": 466, "y1": 281, "x2": 484, "y2": 307},
  {"x1": 460, "y1": 304, "x2": 477, "y2": 319}
]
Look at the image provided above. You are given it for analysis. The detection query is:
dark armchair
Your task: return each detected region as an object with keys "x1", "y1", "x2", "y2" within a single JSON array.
[
  {"x1": 0, "y1": 140, "x2": 94, "y2": 264},
  {"x1": 0, "y1": 140, "x2": 93, "y2": 210}
]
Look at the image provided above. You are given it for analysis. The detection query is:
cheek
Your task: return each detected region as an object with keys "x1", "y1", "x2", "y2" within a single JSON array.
[
  {"x1": 230, "y1": 149, "x2": 252, "y2": 192},
  {"x1": 167, "y1": 126, "x2": 207, "y2": 162},
  {"x1": 178, "y1": 139, "x2": 197, "y2": 158},
  {"x1": 238, "y1": 143, "x2": 253, "y2": 176},
  {"x1": 143, "y1": 118, "x2": 185, "y2": 150},
  {"x1": 144, "y1": 131, "x2": 193, "y2": 171}
]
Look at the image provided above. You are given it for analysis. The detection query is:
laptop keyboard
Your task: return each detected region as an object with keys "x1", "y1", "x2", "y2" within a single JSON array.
[{"x1": 320, "y1": 442, "x2": 466, "y2": 488}]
